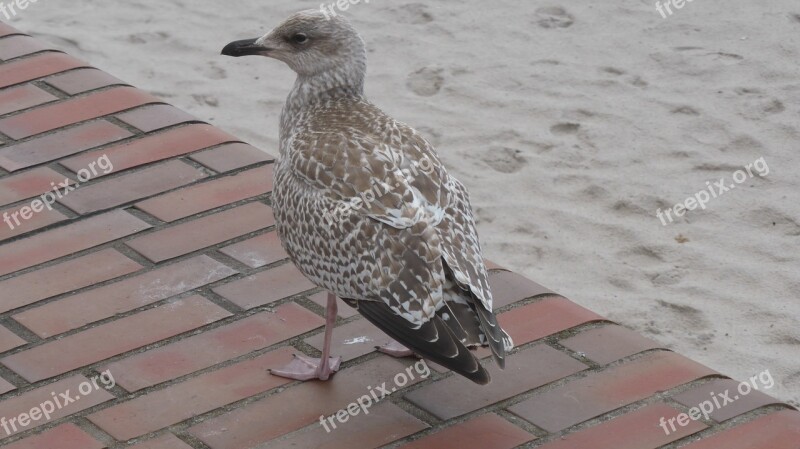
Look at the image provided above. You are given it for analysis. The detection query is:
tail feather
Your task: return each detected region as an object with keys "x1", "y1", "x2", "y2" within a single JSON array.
[
  {"x1": 344, "y1": 298, "x2": 491, "y2": 385},
  {"x1": 471, "y1": 301, "x2": 507, "y2": 369}
]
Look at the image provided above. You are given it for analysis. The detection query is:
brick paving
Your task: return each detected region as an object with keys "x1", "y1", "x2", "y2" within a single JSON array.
[{"x1": 0, "y1": 22, "x2": 797, "y2": 449}]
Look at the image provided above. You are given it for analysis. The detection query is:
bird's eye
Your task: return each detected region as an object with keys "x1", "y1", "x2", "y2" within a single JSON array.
[{"x1": 292, "y1": 33, "x2": 308, "y2": 44}]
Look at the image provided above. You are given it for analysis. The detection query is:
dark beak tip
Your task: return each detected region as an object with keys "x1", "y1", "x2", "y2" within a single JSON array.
[
  {"x1": 221, "y1": 38, "x2": 266, "y2": 57},
  {"x1": 220, "y1": 43, "x2": 237, "y2": 57}
]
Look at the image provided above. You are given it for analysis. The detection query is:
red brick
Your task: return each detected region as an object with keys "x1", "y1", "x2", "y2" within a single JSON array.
[
  {"x1": 0, "y1": 210, "x2": 150, "y2": 277},
  {"x1": 13, "y1": 255, "x2": 235, "y2": 337},
  {"x1": 399, "y1": 414, "x2": 534, "y2": 449},
  {"x1": 0, "y1": 204, "x2": 68, "y2": 241},
  {"x1": 0, "y1": 35, "x2": 49, "y2": 60},
  {"x1": 0, "y1": 325, "x2": 26, "y2": 352},
  {"x1": 497, "y1": 297, "x2": 604, "y2": 346},
  {"x1": 307, "y1": 291, "x2": 359, "y2": 318},
  {"x1": 57, "y1": 160, "x2": 208, "y2": 214},
  {"x1": 405, "y1": 344, "x2": 586, "y2": 420},
  {"x1": 0, "y1": 248, "x2": 141, "y2": 314},
  {"x1": 306, "y1": 317, "x2": 392, "y2": 363},
  {"x1": 0, "y1": 375, "x2": 114, "y2": 437},
  {"x1": 102, "y1": 303, "x2": 323, "y2": 391},
  {"x1": 219, "y1": 231, "x2": 287, "y2": 268},
  {"x1": 127, "y1": 202, "x2": 275, "y2": 263},
  {"x1": 262, "y1": 402, "x2": 428, "y2": 449},
  {"x1": 672, "y1": 378, "x2": 783, "y2": 422},
  {"x1": 560, "y1": 324, "x2": 662, "y2": 365},
  {"x1": 189, "y1": 356, "x2": 429, "y2": 449},
  {"x1": 44, "y1": 68, "x2": 126, "y2": 95},
  {"x1": 61, "y1": 124, "x2": 238, "y2": 177},
  {"x1": 0, "y1": 120, "x2": 133, "y2": 172},
  {"x1": 679, "y1": 410, "x2": 800, "y2": 449},
  {"x1": 189, "y1": 142, "x2": 274, "y2": 172},
  {"x1": 1, "y1": 295, "x2": 230, "y2": 382},
  {"x1": 0, "y1": 166, "x2": 72, "y2": 207},
  {"x1": 508, "y1": 351, "x2": 717, "y2": 432},
  {"x1": 0, "y1": 86, "x2": 159, "y2": 139},
  {"x1": 116, "y1": 104, "x2": 199, "y2": 132},
  {"x1": 0, "y1": 52, "x2": 87, "y2": 89},
  {"x1": 213, "y1": 262, "x2": 316, "y2": 310},
  {"x1": 2, "y1": 423, "x2": 105, "y2": 449},
  {"x1": 0, "y1": 84, "x2": 56, "y2": 116},
  {"x1": 128, "y1": 434, "x2": 193, "y2": 449},
  {"x1": 534, "y1": 404, "x2": 706, "y2": 449},
  {"x1": 0, "y1": 376, "x2": 15, "y2": 394},
  {"x1": 136, "y1": 165, "x2": 274, "y2": 222},
  {"x1": 490, "y1": 271, "x2": 557, "y2": 308},
  {"x1": 88, "y1": 347, "x2": 295, "y2": 440},
  {"x1": 0, "y1": 23, "x2": 22, "y2": 38}
]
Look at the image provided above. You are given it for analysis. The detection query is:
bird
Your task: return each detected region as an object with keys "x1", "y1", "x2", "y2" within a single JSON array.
[{"x1": 221, "y1": 9, "x2": 513, "y2": 385}]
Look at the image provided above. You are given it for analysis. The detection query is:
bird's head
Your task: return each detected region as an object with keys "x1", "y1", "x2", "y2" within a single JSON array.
[{"x1": 221, "y1": 9, "x2": 366, "y2": 79}]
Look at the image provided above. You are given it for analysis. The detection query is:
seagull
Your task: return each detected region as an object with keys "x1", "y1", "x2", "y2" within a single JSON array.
[{"x1": 221, "y1": 9, "x2": 512, "y2": 384}]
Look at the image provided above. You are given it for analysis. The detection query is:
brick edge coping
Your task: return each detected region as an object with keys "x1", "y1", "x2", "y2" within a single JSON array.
[{"x1": 0, "y1": 21, "x2": 797, "y2": 449}]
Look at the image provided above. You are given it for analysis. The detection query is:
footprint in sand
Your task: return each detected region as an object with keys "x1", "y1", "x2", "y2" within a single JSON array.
[
  {"x1": 407, "y1": 67, "x2": 444, "y2": 96},
  {"x1": 612, "y1": 200, "x2": 650, "y2": 216},
  {"x1": 618, "y1": 245, "x2": 667, "y2": 265},
  {"x1": 600, "y1": 67, "x2": 647, "y2": 87},
  {"x1": 388, "y1": 3, "x2": 434, "y2": 24},
  {"x1": 770, "y1": 333, "x2": 800, "y2": 346},
  {"x1": 202, "y1": 62, "x2": 227, "y2": 80},
  {"x1": 671, "y1": 105, "x2": 700, "y2": 115},
  {"x1": 481, "y1": 147, "x2": 528, "y2": 174},
  {"x1": 474, "y1": 207, "x2": 496, "y2": 224},
  {"x1": 784, "y1": 372, "x2": 800, "y2": 399},
  {"x1": 579, "y1": 184, "x2": 610, "y2": 200},
  {"x1": 127, "y1": 31, "x2": 170, "y2": 44},
  {"x1": 649, "y1": 266, "x2": 686, "y2": 287},
  {"x1": 601, "y1": 67, "x2": 626, "y2": 76},
  {"x1": 550, "y1": 122, "x2": 580, "y2": 135},
  {"x1": 535, "y1": 7, "x2": 575, "y2": 28},
  {"x1": 651, "y1": 47, "x2": 744, "y2": 76},
  {"x1": 656, "y1": 300, "x2": 711, "y2": 329},
  {"x1": 741, "y1": 207, "x2": 800, "y2": 236},
  {"x1": 692, "y1": 162, "x2": 743, "y2": 172},
  {"x1": 731, "y1": 88, "x2": 785, "y2": 117},
  {"x1": 192, "y1": 94, "x2": 219, "y2": 107}
]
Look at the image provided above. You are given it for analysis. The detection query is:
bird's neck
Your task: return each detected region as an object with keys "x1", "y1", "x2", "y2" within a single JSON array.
[{"x1": 280, "y1": 64, "x2": 366, "y2": 141}]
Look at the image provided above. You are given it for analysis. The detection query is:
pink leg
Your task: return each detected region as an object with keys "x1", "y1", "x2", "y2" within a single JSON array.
[
  {"x1": 269, "y1": 292, "x2": 342, "y2": 381},
  {"x1": 317, "y1": 292, "x2": 339, "y2": 379}
]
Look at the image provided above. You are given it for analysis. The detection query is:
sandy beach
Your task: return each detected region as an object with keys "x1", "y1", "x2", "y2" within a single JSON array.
[{"x1": 7, "y1": 0, "x2": 798, "y2": 406}]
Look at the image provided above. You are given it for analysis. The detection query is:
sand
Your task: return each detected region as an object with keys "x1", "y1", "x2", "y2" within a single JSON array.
[{"x1": 9, "y1": 0, "x2": 798, "y2": 405}]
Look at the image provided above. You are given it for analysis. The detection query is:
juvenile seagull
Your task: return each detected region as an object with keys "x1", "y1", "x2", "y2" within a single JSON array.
[{"x1": 222, "y1": 10, "x2": 512, "y2": 384}]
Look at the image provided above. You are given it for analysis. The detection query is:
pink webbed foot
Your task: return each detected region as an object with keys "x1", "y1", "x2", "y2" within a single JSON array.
[
  {"x1": 270, "y1": 354, "x2": 342, "y2": 381},
  {"x1": 377, "y1": 339, "x2": 416, "y2": 358}
]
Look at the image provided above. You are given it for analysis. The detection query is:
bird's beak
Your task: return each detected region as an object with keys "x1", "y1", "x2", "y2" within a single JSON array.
[{"x1": 221, "y1": 38, "x2": 270, "y2": 57}]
